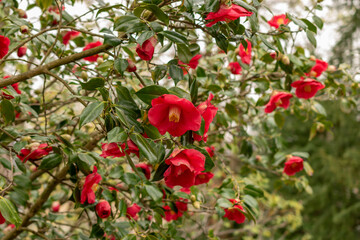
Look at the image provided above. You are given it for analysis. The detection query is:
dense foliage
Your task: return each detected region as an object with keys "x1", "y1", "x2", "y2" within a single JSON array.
[{"x1": 0, "y1": 0, "x2": 358, "y2": 239}]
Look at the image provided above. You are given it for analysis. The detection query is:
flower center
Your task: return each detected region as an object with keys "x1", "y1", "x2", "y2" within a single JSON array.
[
  {"x1": 291, "y1": 163, "x2": 298, "y2": 169},
  {"x1": 277, "y1": 18, "x2": 284, "y2": 25},
  {"x1": 92, "y1": 183, "x2": 99, "y2": 192},
  {"x1": 304, "y1": 85, "x2": 312, "y2": 93},
  {"x1": 275, "y1": 99, "x2": 283, "y2": 107},
  {"x1": 310, "y1": 70, "x2": 317, "y2": 77},
  {"x1": 169, "y1": 106, "x2": 181, "y2": 123}
]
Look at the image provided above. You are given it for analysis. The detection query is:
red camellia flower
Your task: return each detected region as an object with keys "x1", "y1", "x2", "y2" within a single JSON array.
[
  {"x1": 239, "y1": 40, "x2": 252, "y2": 65},
  {"x1": 83, "y1": 41, "x2": 102, "y2": 62},
  {"x1": 291, "y1": 78, "x2": 325, "y2": 99},
  {"x1": 17, "y1": 45, "x2": 27, "y2": 57},
  {"x1": 100, "y1": 140, "x2": 139, "y2": 158},
  {"x1": 51, "y1": 201, "x2": 60, "y2": 212},
  {"x1": 193, "y1": 93, "x2": 218, "y2": 142},
  {"x1": 2, "y1": 76, "x2": 22, "y2": 100},
  {"x1": 17, "y1": 143, "x2": 53, "y2": 163},
  {"x1": 0, "y1": 35, "x2": 10, "y2": 59},
  {"x1": 3, "y1": 224, "x2": 15, "y2": 234},
  {"x1": 283, "y1": 156, "x2": 304, "y2": 176},
  {"x1": 104, "y1": 233, "x2": 116, "y2": 240},
  {"x1": 205, "y1": 146, "x2": 215, "y2": 157},
  {"x1": 96, "y1": 200, "x2": 111, "y2": 219},
  {"x1": 205, "y1": 4, "x2": 253, "y2": 27},
  {"x1": 195, "y1": 172, "x2": 214, "y2": 185},
  {"x1": 307, "y1": 59, "x2": 328, "y2": 77},
  {"x1": 136, "y1": 37, "x2": 157, "y2": 61},
  {"x1": 163, "y1": 200, "x2": 188, "y2": 221},
  {"x1": 148, "y1": 94, "x2": 202, "y2": 137},
  {"x1": 126, "y1": 59, "x2": 137, "y2": 72},
  {"x1": 164, "y1": 149, "x2": 205, "y2": 188},
  {"x1": 80, "y1": 166, "x2": 102, "y2": 204},
  {"x1": 229, "y1": 62, "x2": 242, "y2": 75},
  {"x1": 63, "y1": 31, "x2": 80, "y2": 45},
  {"x1": 178, "y1": 54, "x2": 202, "y2": 74},
  {"x1": 223, "y1": 199, "x2": 246, "y2": 224},
  {"x1": 135, "y1": 163, "x2": 151, "y2": 180},
  {"x1": 126, "y1": 203, "x2": 141, "y2": 220},
  {"x1": 0, "y1": 211, "x2": 5, "y2": 224},
  {"x1": 264, "y1": 92, "x2": 293, "y2": 113},
  {"x1": 267, "y1": 14, "x2": 290, "y2": 29}
]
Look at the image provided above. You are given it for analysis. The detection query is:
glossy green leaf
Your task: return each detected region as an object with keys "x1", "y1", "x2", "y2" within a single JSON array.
[
  {"x1": 135, "y1": 85, "x2": 169, "y2": 105},
  {"x1": 79, "y1": 101, "x2": 105, "y2": 128},
  {"x1": 0, "y1": 197, "x2": 22, "y2": 227}
]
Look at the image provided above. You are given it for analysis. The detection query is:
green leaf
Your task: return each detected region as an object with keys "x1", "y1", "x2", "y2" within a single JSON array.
[
  {"x1": 217, "y1": 198, "x2": 232, "y2": 208},
  {"x1": 169, "y1": 64, "x2": 184, "y2": 85},
  {"x1": 38, "y1": 154, "x2": 62, "y2": 170},
  {"x1": 274, "y1": 111, "x2": 285, "y2": 129},
  {"x1": 312, "y1": 102, "x2": 326, "y2": 116},
  {"x1": 80, "y1": 78, "x2": 105, "y2": 91},
  {"x1": 258, "y1": 35, "x2": 276, "y2": 50},
  {"x1": 134, "y1": 4, "x2": 169, "y2": 25},
  {"x1": 215, "y1": 34, "x2": 228, "y2": 53},
  {"x1": 233, "y1": 0, "x2": 257, "y2": 12},
  {"x1": 90, "y1": 224, "x2": 104, "y2": 238},
  {"x1": 152, "y1": 65, "x2": 167, "y2": 81},
  {"x1": 0, "y1": 197, "x2": 22, "y2": 227},
  {"x1": 160, "y1": 31, "x2": 188, "y2": 45},
  {"x1": 135, "y1": 85, "x2": 169, "y2": 105},
  {"x1": 312, "y1": 15, "x2": 323, "y2": 29},
  {"x1": 177, "y1": 43, "x2": 192, "y2": 64},
  {"x1": 244, "y1": 185, "x2": 264, "y2": 198},
  {"x1": 145, "y1": 185, "x2": 163, "y2": 201},
  {"x1": 306, "y1": 30, "x2": 317, "y2": 47},
  {"x1": 130, "y1": 133, "x2": 157, "y2": 164},
  {"x1": 107, "y1": 127, "x2": 127, "y2": 143},
  {"x1": 205, "y1": 0, "x2": 219, "y2": 12},
  {"x1": 36, "y1": 0, "x2": 52, "y2": 10},
  {"x1": 114, "y1": 58, "x2": 129, "y2": 75},
  {"x1": 191, "y1": 146, "x2": 215, "y2": 172},
  {"x1": 301, "y1": 18, "x2": 317, "y2": 33},
  {"x1": 287, "y1": 14, "x2": 307, "y2": 29},
  {"x1": 1, "y1": 100, "x2": 15, "y2": 124},
  {"x1": 137, "y1": 31, "x2": 154, "y2": 45},
  {"x1": 303, "y1": 161, "x2": 314, "y2": 176},
  {"x1": 104, "y1": 34, "x2": 122, "y2": 47},
  {"x1": 152, "y1": 160, "x2": 169, "y2": 181},
  {"x1": 114, "y1": 15, "x2": 149, "y2": 33},
  {"x1": 79, "y1": 101, "x2": 105, "y2": 128}
]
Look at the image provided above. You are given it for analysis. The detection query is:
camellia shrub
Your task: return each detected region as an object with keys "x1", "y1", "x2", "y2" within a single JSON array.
[{"x1": 0, "y1": 0, "x2": 357, "y2": 239}]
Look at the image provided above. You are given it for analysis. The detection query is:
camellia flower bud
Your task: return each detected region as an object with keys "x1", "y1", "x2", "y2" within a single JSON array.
[
  {"x1": 81, "y1": 71, "x2": 88, "y2": 81},
  {"x1": 103, "y1": 53, "x2": 109, "y2": 60},
  {"x1": 327, "y1": 65, "x2": 336, "y2": 73},
  {"x1": 193, "y1": 201, "x2": 201, "y2": 209},
  {"x1": 309, "y1": 55, "x2": 316, "y2": 61},
  {"x1": 97, "y1": 57, "x2": 104, "y2": 65},
  {"x1": 281, "y1": 55, "x2": 290, "y2": 65},
  {"x1": 52, "y1": 201, "x2": 60, "y2": 212},
  {"x1": 316, "y1": 122, "x2": 325, "y2": 133},
  {"x1": 17, "y1": 9, "x2": 28, "y2": 18},
  {"x1": 17, "y1": 45, "x2": 27, "y2": 57},
  {"x1": 21, "y1": 136, "x2": 32, "y2": 142},
  {"x1": 270, "y1": 52, "x2": 277, "y2": 59},
  {"x1": 20, "y1": 25, "x2": 29, "y2": 34},
  {"x1": 61, "y1": 134, "x2": 71, "y2": 142},
  {"x1": 96, "y1": 200, "x2": 111, "y2": 219},
  {"x1": 190, "y1": 195, "x2": 196, "y2": 202}
]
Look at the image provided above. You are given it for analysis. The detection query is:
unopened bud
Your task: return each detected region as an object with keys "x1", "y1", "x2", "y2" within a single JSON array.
[
  {"x1": 327, "y1": 65, "x2": 336, "y2": 73},
  {"x1": 17, "y1": 9, "x2": 28, "y2": 18},
  {"x1": 270, "y1": 52, "x2": 277, "y2": 60},
  {"x1": 81, "y1": 71, "x2": 88, "y2": 81},
  {"x1": 190, "y1": 195, "x2": 196, "y2": 202},
  {"x1": 51, "y1": 201, "x2": 61, "y2": 212},
  {"x1": 310, "y1": 55, "x2": 316, "y2": 61},
  {"x1": 234, "y1": 48, "x2": 240, "y2": 55},
  {"x1": 30, "y1": 165, "x2": 37, "y2": 172},
  {"x1": 103, "y1": 53, "x2": 109, "y2": 60},
  {"x1": 21, "y1": 136, "x2": 32, "y2": 142},
  {"x1": 61, "y1": 134, "x2": 71, "y2": 142},
  {"x1": 256, "y1": 155, "x2": 262, "y2": 161},
  {"x1": 276, "y1": 52, "x2": 283, "y2": 61},
  {"x1": 281, "y1": 55, "x2": 290, "y2": 65},
  {"x1": 20, "y1": 25, "x2": 29, "y2": 34},
  {"x1": 193, "y1": 201, "x2": 201, "y2": 209},
  {"x1": 309, "y1": 70, "x2": 317, "y2": 77},
  {"x1": 97, "y1": 57, "x2": 104, "y2": 65}
]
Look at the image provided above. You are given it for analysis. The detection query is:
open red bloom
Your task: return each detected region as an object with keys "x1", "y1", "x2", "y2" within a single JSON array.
[
  {"x1": 96, "y1": 200, "x2": 111, "y2": 219},
  {"x1": 193, "y1": 94, "x2": 218, "y2": 142},
  {"x1": 205, "y1": 4, "x2": 253, "y2": 27},
  {"x1": 195, "y1": 172, "x2": 214, "y2": 185},
  {"x1": 63, "y1": 31, "x2": 80, "y2": 45},
  {"x1": 100, "y1": 140, "x2": 139, "y2": 158},
  {"x1": 291, "y1": 78, "x2": 325, "y2": 99},
  {"x1": 205, "y1": 146, "x2": 215, "y2": 157},
  {"x1": 229, "y1": 62, "x2": 242, "y2": 75},
  {"x1": 163, "y1": 200, "x2": 188, "y2": 222},
  {"x1": 83, "y1": 41, "x2": 102, "y2": 62},
  {"x1": 0, "y1": 35, "x2": 10, "y2": 59},
  {"x1": 264, "y1": 92, "x2": 293, "y2": 113},
  {"x1": 126, "y1": 203, "x2": 141, "y2": 220},
  {"x1": 239, "y1": 40, "x2": 252, "y2": 65},
  {"x1": 126, "y1": 59, "x2": 137, "y2": 72},
  {"x1": 178, "y1": 54, "x2": 202, "y2": 74},
  {"x1": 164, "y1": 149, "x2": 205, "y2": 188},
  {"x1": 17, "y1": 46, "x2": 27, "y2": 57},
  {"x1": 223, "y1": 199, "x2": 246, "y2": 224},
  {"x1": 268, "y1": 14, "x2": 290, "y2": 29},
  {"x1": 135, "y1": 163, "x2": 151, "y2": 180},
  {"x1": 48, "y1": 5, "x2": 65, "y2": 14},
  {"x1": 2, "y1": 76, "x2": 22, "y2": 100},
  {"x1": 0, "y1": 211, "x2": 5, "y2": 224},
  {"x1": 283, "y1": 156, "x2": 304, "y2": 176},
  {"x1": 80, "y1": 166, "x2": 102, "y2": 204},
  {"x1": 148, "y1": 94, "x2": 201, "y2": 137},
  {"x1": 17, "y1": 143, "x2": 53, "y2": 163},
  {"x1": 136, "y1": 37, "x2": 157, "y2": 61},
  {"x1": 307, "y1": 59, "x2": 328, "y2": 77}
]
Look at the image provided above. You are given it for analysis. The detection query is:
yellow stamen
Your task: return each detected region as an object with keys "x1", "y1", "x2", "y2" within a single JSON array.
[
  {"x1": 276, "y1": 99, "x2": 283, "y2": 107},
  {"x1": 169, "y1": 106, "x2": 181, "y2": 123},
  {"x1": 304, "y1": 85, "x2": 312, "y2": 92},
  {"x1": 92, "y1": 184, "x2": 98, "y2": 192},
  {"x1": 277, "y1": 18, "x2": 285, "y2": 25}
]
